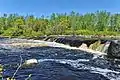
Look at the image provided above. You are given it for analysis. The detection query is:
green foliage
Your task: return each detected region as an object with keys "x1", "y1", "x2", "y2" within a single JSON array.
[
  {"x1": 0, "y1": 11, "x2": 120, "y2": 37},
  {"x1": 2, "y1": 27, "x2": 23, "y2": 37},
  {"x1": 64, "y1": 30, "x2": 73, "y2": 35},
  {"x1": 94, "y1": 31, "x2": 118, "y2": 36},
  {"x1": 75, "y1": 30, "x2": 94, "y2": 35},
  {"x1": 22, "y1": 28, "x2": 43, "y2": 38}
]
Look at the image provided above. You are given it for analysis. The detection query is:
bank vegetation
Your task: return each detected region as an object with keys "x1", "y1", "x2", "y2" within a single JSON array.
[{"x1": 0, "y1": 10, "x2": 120, "y2": 38}]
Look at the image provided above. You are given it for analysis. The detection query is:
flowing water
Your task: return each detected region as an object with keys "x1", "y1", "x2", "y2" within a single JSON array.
[{"x1": 0, "y1": 38, "x2": 120, "y2": 80}]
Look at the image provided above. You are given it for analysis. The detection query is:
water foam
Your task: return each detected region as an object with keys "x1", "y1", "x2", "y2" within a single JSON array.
[
  {"x1": 30, "y1": 40, "x2": 107, "y2": 56},
  {"x1": 38, "y1": 58, "x2": 120, "y2": 80}
]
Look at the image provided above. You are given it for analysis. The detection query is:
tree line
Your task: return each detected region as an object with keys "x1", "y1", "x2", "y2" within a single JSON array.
[{"x1": 0, "y1": 10, "x2": 120, "y2": 38}]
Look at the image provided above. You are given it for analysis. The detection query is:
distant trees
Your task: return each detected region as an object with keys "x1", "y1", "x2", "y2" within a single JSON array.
[{"x1": 0, "y1": 10, "x2": 120, "y2": 38}]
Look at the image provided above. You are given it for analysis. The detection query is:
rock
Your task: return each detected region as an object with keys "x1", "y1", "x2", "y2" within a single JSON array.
[
  {"x1": 107, "y1": 40, "x2": 120, "y2": 58},
  {"x1": 22, "y1": 59, "x2": 38, "y2": 68},
  {"x1": 55, "y1": 38, "x2": 83, "y2": 47},
  {"x1": 25, "y1": 59, "x2": 38, "y2": 65},
  {"x1": 7, "y1": 78, "x2": 16, "y2": 80}
]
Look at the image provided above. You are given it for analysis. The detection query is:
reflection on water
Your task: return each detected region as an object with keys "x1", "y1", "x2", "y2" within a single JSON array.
[{"x1": 0, "y1": 38, "x2": 119, "y2": 80}]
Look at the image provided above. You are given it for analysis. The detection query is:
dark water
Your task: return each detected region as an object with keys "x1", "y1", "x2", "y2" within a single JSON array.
[{"x1": 0, "y1": 38, "x2": 120, "y2": 80}]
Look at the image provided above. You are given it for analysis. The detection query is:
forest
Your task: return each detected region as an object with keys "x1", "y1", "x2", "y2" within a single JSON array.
[{"x1": 0, "y1": 10, "x2": 120, "y2": 38}]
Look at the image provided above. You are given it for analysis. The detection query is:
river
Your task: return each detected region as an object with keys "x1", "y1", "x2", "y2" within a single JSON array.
[{"x1": 0, "y1": 38, "x2": 120, "y2": 80}]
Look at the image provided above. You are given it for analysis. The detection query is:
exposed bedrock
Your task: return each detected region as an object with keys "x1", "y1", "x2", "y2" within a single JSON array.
[
  {"x1": 55, "y1": 37, "x2": 120, "y2": 58},
  {"x1": 55, "y1": 37, "x2": 107, "y2": 47},
  {"x1": 32, "y1": 36, "x2": 120, "y2": 58},
  {"x1": 107, "y1": 40, "x2": 120, "y2": 58}
]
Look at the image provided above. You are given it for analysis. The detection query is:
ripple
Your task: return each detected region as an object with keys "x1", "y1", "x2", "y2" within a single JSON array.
[
  {"x1": 38, "y1": 58, "x2": 120, "y2": 80},
  {"x1": 0, "y1": 38, "x2": 120, "y2": 80}
]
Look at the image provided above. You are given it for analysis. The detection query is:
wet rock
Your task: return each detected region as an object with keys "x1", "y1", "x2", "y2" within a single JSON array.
[
  {"x1": 55, "y1": 38, "x2": 83, "y2": 47},
  {"x1": 107, "y1": 40, "x2": 120, "y2": 58},
  {"x1": 24, "y1": 59, "x2": 38, "y2": 64},
  {"x1": 82, "y1": 40, "x2": 98, "y2": 47},
  {"x1": 22, "y1": 59, "x2": 38, "y2": 68},
  {"x1": 55, "y1": 37, "x2": 99, "y2": 48}
]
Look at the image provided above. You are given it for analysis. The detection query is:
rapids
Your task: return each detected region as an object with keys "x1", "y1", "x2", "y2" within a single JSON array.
[{"x1": 0, "y1": 38, "x2": 120, "y2": 80}]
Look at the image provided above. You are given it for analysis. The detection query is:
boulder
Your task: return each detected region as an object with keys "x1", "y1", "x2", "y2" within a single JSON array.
[
  {"x1": 107, "y1": 40, "x2": 120, "y2": 58},
  {"x1": 22, "y1": 59, "x2": 38, "y2": 68},
  {"x1": 24, "y1": 59, "x2": 38, "y2": 65}
]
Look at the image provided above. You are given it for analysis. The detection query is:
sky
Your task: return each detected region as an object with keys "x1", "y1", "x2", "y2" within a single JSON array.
[{"x1": 0, "y1": 0, "x2": 119, "y2": 17}]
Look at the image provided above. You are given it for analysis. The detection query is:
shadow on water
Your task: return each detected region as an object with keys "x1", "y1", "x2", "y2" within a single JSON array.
[{"x1": 0, "y1": 39, "x2": 119, "y2": 80}]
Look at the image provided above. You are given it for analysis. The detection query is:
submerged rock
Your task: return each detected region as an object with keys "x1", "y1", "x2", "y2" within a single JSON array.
[{"x1": 107, "y1": 40, "x2": 120, "y2": 58}]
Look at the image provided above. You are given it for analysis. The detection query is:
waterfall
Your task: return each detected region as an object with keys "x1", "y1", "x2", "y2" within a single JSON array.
[{"x1": 101, "y1": 41, "x2": 110, "y2": 53}]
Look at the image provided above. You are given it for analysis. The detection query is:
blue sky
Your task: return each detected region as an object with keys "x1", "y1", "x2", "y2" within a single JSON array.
[{"x1": 0, "y1": 0, "x2": 119, "y2": 17}]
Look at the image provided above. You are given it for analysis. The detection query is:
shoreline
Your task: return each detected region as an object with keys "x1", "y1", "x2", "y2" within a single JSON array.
[{"x1": 0, "y1": 35, "x2": 120, "y2": 40}]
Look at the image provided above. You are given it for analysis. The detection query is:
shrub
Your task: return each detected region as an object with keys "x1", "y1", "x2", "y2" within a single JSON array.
[
  {"x1": 75, "y1": 30, "x2": 94, "y2": 35},
  {"x1": 2, "y1": 28, "x2": 23, "y2": 37}
]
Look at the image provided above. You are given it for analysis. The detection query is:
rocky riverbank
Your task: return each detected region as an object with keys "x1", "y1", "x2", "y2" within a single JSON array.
[
  {"x1": 0, "y1": 36, "x2": 120, "y2": 58},
  {"x1": 0, "y1": 38, "x2": 107, "y2": 56}
]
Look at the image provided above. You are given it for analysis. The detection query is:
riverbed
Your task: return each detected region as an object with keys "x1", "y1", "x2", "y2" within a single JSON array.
[{"x1": 0, "y1": 38, "x2": 120, "y2": 80}]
